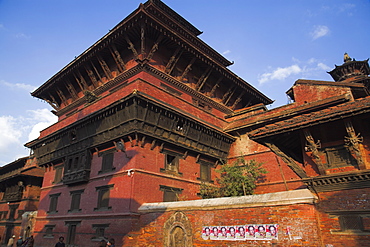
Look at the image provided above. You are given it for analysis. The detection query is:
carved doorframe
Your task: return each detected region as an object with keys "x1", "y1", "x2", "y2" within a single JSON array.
[{"x1": 163, "y1": 211, "x2": 193, "y2": 247}]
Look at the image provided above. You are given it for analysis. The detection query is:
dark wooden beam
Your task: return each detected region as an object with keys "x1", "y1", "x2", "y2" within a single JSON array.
[
  {"x1": 180, "y1": 57, "x2": 196, "y2": 81},
  {"x1": 146, "y1": 34, "x2": 164, "y2": 61},
  {"x1": 85, "y1": 65, "x2": 98, "y2": 87},
  {"x1": 97, "y1": 56, "x2": 112, "y2": 80},
  {"x1": 196, "y1": 67, "x2": 212, "y2": 92},
  {"x1": 109, "y1": 44, "x2": 126, "y2": 73},
  {"x1": 165, "y1": 47, "x2": 182, "y2": 75},
  {"x1": 124, "y1": 34, "x2": 139, "y2": 60},
  {"x1": 209, "y1": 77, "x2": 222, "y2": 97}
]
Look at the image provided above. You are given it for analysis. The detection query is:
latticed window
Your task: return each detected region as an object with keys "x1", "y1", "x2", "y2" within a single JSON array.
[
  {"x1": 43, "y1": 225, "x2": 55, "y2": 238},
  {"x1": 66, "y1": 221, "x2": 80, "y2": 245},
  {"x1": 69, "y1": 190, "x2": 84, "y2": 212},
  {"x1": 95, "y1": 185, "x2": 113, "y2": 210},
  {"x1": 48, "y1": 193, "x2": 61, "y2": 213},
  {"x1": 339, "y1": 216, "x2": 364, "y2": 231},
  {"x1": 102, "y1": 152, "x2": 114, "y2": 172},
  {"x1": 54, "y1": 166, "x2": 63, "y2": 184},
  {"x1": 92, "y1": 224, "x2": 110, "y2": 240},
  {"x1": 200, "y1": 163, "x2": 211, "y2": 182},
  {"x1": 160, "y1": 185, "x2": 183, "y2": 202},
  {"x1": 98, "y1": 148, "x2": 116, "y2": 174}
]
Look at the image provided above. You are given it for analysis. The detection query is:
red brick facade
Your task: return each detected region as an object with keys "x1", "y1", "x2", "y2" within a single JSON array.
[{"x1": 18, "y1": 0, "x2": 370, "y2": 246}]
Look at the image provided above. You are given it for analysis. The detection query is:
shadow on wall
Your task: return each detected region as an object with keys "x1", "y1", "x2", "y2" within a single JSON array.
[
  {"x1": 315, "y1": 188, "x2": 370, "y2": 247},
  {"x1": 31, "y1": 148, "x2": 164, "y2": 247}
]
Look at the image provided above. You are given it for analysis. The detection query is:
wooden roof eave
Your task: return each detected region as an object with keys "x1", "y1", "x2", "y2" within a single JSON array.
[
  {"x1": 31, "y1": 5, "x2": 147, "y2": 99},
  {"x1": 249, "y1": 96, "x2": 370, "y2": 140},
  {"x1": 142, "y1": 14, "x2": 272, "y2": 105},
  {"x1": 225, "y1": 93, "x2": 352, "y2": 133}
]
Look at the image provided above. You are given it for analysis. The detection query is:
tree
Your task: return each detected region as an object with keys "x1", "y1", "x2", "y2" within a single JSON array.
[{"x1": 199, "y1": 158, "x2": 267, "y2": 199}]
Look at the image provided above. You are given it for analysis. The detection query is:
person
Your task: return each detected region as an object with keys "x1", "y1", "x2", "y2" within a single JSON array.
[
  {"x1": 210, "y1": 227, "x2": 218, "y2": 239},
  {"x1": 267, "y1": 225, "x2": 277, "y2": 238},
  {"x1": 247, "y1": 225, "x2": 255, "y2": 238},
  {"x1": 25, "y1": 235, "x2": 34, "y2": 247},
  {"x1": 106, "y1": 238, "x2": 115, "y2": 247},
  {"x1": 16, "y1": 237, "x2": 23, "y2": 247},
  {"x1": 256, "y1": 225, "x2": 266, "y2": 238},
  {"x1": 236, "y1": 226, "x2": 245, "y2": 239},
  {"x1": 7, "y1": 235, "x2": 15, "y2": 247},
  {"x1": 55, "y1": 236, "x2": 65, "y2": 247},
  {"x1": 227, "y1": 227, "x2": 236, "y2": 239},
  {"x1": 98, "y1": 239, "x2": 107, "y2": 247},
  {"x1": 219, "y1": 227, "x2": 227, "y2": 239},
  {"x1": 201, "y1": 227, "x2": 210, "y2": 240}
]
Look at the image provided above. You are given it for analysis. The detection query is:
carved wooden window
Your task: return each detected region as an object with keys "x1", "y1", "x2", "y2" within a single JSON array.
[
  {"x1": 339, "y1": 216, "x2": 364, "y2": 232},
  {"x1": 325, "y1": 145, "x2": 356, "y2": 168},
  {"x1": 69, "y1": 190, "x2": 84, "y2": 212},
  {"x1": 95, "y1": 185, "x2": 113, "y2": 211},
  {"x1": 53, "y1": 166, "x2": 63, "y2": 184},
  {"x1": 3, "y1": 184, "x2": 23, "y2": 202},
  {"x1": 8, "y1": 204, "x2": 19, "y2": 220},
  {"x1": 43, "y1": 225, "x2": 55, "y2": 238},
  {"x1": 160, "y1": 185, "x2": 183, "y2": 202},
  {"x1": 92, "y1": 224, "x2": 110, "y2": 240},
  {"x1": 17, "y1": 210, "x2": 24, "y2": 220},
  {"x1": 48, "y1": 193, "x2": 61, "y2": 213},
  {"x1": 160, "y1": 148, "x2": 183, "y2": 176},
  {"x1": 0, "y1": 211, "x2": 7, "y2": 220},
  {"x1": 66, "y1": 221, "x2": 80, "y2": 245},
  {"x1": 99, "y1": 148, "x2": 116, "y2": 174},
  {"x1": 200, "y1": 163, "x2": 211, "y2": 182}
]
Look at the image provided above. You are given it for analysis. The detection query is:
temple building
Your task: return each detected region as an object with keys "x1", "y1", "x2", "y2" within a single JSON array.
[
  {"x1": 0, "y1": 157, "x2": 43, "y2": 246},
  {"x1": 22, "y1": 0, "x2": 370, "y2": 246}
]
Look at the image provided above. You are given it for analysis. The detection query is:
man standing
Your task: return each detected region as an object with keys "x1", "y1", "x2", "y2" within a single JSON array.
[
  {"x1": 7, "y1": 235, "x2": 15, "y2": 247},
  {"x1": 55, "y1": 236, "x2": 65, "y2": 247}
]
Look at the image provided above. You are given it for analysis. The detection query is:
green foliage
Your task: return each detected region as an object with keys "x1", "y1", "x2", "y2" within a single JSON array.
[{"x1": 199, "y1": 158, "x2": 267, "y2": 199}]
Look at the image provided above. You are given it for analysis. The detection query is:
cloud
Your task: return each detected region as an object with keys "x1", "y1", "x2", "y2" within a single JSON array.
[
  {"x1": 0, "y1": 116, "x2": 22, "y2": 154},
  {"x1": 15, "y1": 32, "x2": 30, "y2": 39},
  {"x1": 259, "y1": 65, "x2": 302, "y2": 85},
  {"x1": 27, "y1": 109, "x2": 57, "y2": 141},
  {"x1": 0, "y1": 109, "x2": 57, "y2": 166},
  {"x1": 222, "y1": 50, "x2": 231, "y2": 55},
  {"x1": 0, "y1": 80, "x2": 36, "y2": 92},
  {"x1": 258, "y1": 58, "x2": 331, "y2": 85},
  {"x1": 311, "y1": 25, "x2": 330, "y2": 40}
]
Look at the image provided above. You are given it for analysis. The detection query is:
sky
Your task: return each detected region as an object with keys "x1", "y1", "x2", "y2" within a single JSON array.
[{"x1": 0, "y1": 0, "x2": 369, "y2": 166}]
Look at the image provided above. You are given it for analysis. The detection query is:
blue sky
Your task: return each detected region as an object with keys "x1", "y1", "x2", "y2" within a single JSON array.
[{"x1": 0, "y1": 0, "x2": 369, "y2": 166}]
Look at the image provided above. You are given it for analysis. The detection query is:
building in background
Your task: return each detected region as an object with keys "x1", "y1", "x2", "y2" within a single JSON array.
[
  {"x1": 22, "y1": 0, "x2": 370, "y2": 246},
  {"x1": 0, "y1": 157, "x2": 43, "y2": 246}
]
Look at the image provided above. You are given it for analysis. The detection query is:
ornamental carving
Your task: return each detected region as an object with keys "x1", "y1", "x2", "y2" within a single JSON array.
[{"x1": 163, "y1": 211, "x2": 193, "y2": 247}]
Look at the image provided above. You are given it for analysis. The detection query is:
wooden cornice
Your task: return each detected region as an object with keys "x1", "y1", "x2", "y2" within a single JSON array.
[{"x1": 303, "y1": 170, "x2": 370, "y2": 192}]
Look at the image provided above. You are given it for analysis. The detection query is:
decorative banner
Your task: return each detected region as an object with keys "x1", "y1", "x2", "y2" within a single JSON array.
[{"x1": 202, "y1": 224, "x2": 278, "y2": 241}]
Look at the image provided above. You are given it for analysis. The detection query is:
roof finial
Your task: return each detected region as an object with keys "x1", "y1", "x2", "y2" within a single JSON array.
[{"x1": 344, "y1": 52, "x2": 352, "y2": 63}]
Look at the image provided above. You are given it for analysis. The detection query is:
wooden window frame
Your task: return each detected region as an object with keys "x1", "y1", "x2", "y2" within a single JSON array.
[
  {"x1": 48, "y1": 193, "x2": 61, "y2": 214},
  {"x1": 160, "y1": 185, "x2": 183, "y2": 202},
  {"x1": 69, "y1": 190, "x2": 84, "y2": 212},
  {"x1": 94, "y1": 185, "x2": 113, "y2": 211}
]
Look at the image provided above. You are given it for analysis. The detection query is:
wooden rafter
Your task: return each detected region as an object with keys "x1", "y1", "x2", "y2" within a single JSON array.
[
  {"x1": 196, "y1": 67, "x2": 212, "y2": 92},
  {"x1": 109, "y1": 44, "x2": 126, "y2": 72},
  {"x1": 209, "y1": 77, "x2": 222, "y2": 97},
  {"x1": 124, "y1": 34, "x2": 139, "y2": 60},
  {"x1": 264, "y1": 141, "x2": 308, "y2": 178},
  {"x1": 85, "y1": 65, "x2": 98, "y2": 87},
  {"x1": 231, "y1": 91, "x2": 245, "y2": 110},
  {"x1": 146, "y1": 34, "x2": 164, "y2": 61},
  {"x1": 165, "y1": 47, "x2": 182, "y2": 75},
  {"x1": 180, "y1": 57, "x2": 196, "y2": 81},
  {"x1": 97, "y1": 56, "x2": 112, "y2": 79}
]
